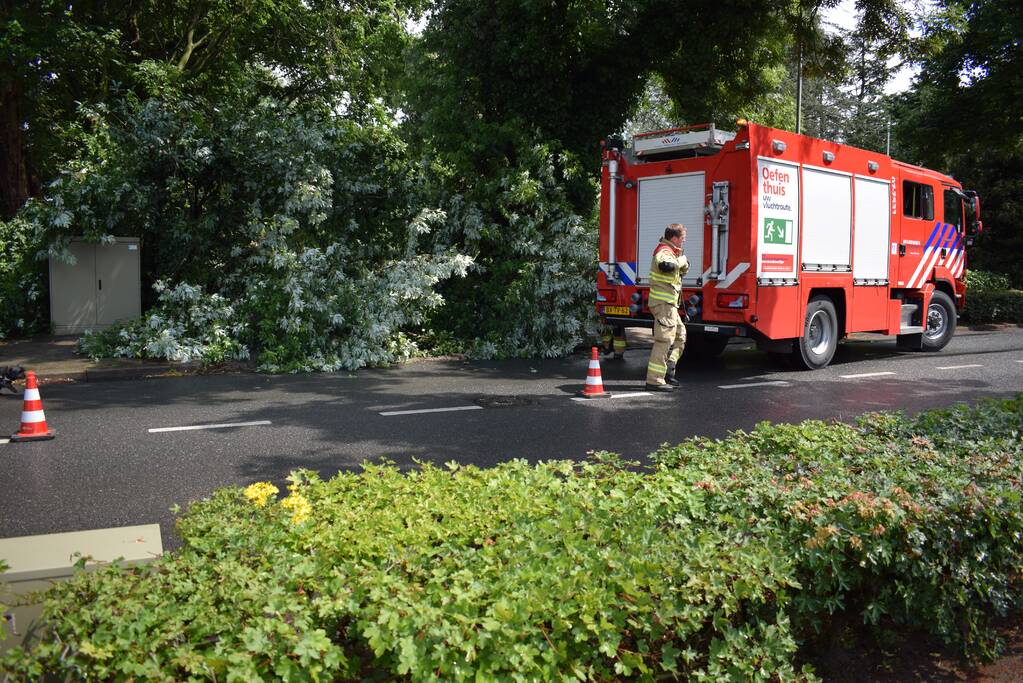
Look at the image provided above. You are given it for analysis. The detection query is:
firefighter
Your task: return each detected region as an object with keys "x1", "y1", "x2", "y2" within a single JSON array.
[
  {"x1": 645, "y1": 223, "x2": 689, "y2": 391},
  {"x1": 601, "y1": 327, "x2": 627, "y2": 359}
]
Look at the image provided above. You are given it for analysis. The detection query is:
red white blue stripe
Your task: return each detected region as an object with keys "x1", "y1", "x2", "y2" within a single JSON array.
[{"x1": 906, "y1": 222, "x2": 966, "y2": 288}]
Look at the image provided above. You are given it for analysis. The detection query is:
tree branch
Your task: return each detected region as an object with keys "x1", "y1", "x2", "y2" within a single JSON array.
[{"x1": 176, "y1": 26, "x2": 212, "y2": 72}]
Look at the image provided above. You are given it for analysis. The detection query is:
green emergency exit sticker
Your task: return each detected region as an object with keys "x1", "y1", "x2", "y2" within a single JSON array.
[{"x1": 763, "y1": 217, "x2": 793, "y2": 245}]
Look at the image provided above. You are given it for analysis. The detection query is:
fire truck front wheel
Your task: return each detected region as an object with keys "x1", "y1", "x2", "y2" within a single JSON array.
[
  {"x1": 922, "y1": 290, "x2": 957, "y2": 351},
  {"x1": 793, "y1": 295, "x2": 839, "y2": 370}
]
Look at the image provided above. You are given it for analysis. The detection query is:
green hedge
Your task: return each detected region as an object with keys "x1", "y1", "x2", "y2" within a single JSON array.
[
  {"x1": 3, "y1": 397, "x2": 1022, "y2": 681},
  {"x1": 964, "y1": 289, "x2": 1023, "y2": 324},
  {"x1": 963, "y1": 269, "x2": 1023, "y2": 324}
]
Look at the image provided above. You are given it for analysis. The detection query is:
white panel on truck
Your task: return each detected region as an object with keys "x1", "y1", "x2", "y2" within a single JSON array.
[
  {"x1": 636, "y1": 172, "x2": 705, "y2": 285},
  {"x1": 756, "y1": 158, "x2": 800, "y2": 280},
  {"x1": 801, "y1": 167, "x2": 852, "y2": 270},
  {"x1": 853, "y1": 176, "x2": 891, "y2": 282}
]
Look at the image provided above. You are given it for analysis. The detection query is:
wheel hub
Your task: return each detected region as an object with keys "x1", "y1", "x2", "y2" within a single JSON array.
[
  {"x1": 808, "y1": 311, "x2": 832, "y2": 355},
  {"x1": 925, "y1": 304, "x2": 947, "y2": 340}
]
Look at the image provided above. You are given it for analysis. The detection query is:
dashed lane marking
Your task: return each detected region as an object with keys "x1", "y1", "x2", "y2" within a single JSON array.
[
  {"x1": 936, "y1": 364, "x2": 983, "y2": 370},
  {"x1": 840, "y1": 371, "x2": 896, "y2": 379},
  {"x1": 149, "y1": 420, "x2": 272, "y2": 433},
  {"x1": 718, "y1": 381, "x2": 790, "y2": 389},
  {"x1": 379, "y1": 406, "x2": 483, "y2": 417},
  {"x1": 0, "y1": 438, "x2": 8, "y2": 445}
]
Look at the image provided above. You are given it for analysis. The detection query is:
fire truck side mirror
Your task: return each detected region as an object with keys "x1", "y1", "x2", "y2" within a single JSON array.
[
  {"x1": 963, "y1": 192, "x2": 982, "y2": 242},
  {"x1": 966, "y1": 217, "x2": 982, "y2": 238}
]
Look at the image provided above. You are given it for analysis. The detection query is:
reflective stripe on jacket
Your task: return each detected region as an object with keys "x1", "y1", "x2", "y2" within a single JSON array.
[{"x1": 648, "y1": 239, "x2": 689, "y2": 307}]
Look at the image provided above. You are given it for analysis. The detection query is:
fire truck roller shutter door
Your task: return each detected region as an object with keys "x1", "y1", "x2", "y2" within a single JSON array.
[
  {"x1": 853, "y1": 176, "x2": 891, "y2": 282},
  {"x1": 637, "y1": 173, "x2": 705, "y2": 286},
  {"x1": 801, "y1": 166, "x2": 852, "y2": 272}
]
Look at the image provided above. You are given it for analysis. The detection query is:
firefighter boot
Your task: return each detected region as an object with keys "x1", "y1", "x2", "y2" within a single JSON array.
[
  {"x1": 612, "y1": 335, "x2": 626, "y2": 359},
  {"x1": 664, "y1": 361, "x2": 680, "y2": 386}
]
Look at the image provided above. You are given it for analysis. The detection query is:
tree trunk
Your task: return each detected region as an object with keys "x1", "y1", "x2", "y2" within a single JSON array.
[
  {"x1": 0, "y1": 0, "x2": 29, "y2": 219},
  {"x1": 0, "y1": 76, "x2": 29, "y2": 219}
]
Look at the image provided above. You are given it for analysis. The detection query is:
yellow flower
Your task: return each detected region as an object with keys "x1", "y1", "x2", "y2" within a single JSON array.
[
  {"x1": 281, "y1": 492, "x2": 312, "y2": 525},
  {"x1": 243, "y1": 482, "x2": 279, "y2": 508}
]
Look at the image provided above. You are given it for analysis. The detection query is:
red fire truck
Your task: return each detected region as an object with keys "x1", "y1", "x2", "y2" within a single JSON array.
[{"x1": 597, "y1": 122, "x2": 983, "y2": 369}]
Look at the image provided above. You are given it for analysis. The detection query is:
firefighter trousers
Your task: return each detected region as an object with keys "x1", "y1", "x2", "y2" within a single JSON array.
[
  {"x1": 601, "y1": 327, "x2": 627, "y2": 357},
  {"x1": 646, "y1": 303, "x2": 686, "y2": 385}
]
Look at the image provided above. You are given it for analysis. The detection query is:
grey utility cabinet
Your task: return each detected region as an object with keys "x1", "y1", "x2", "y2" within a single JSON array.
[{"x1": 49, "y1": 237, "x2": 141, "y2": 334}]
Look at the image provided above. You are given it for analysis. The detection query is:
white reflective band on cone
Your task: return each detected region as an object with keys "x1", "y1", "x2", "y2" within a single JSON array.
[
  {"x1": 23, "y1": 388, "x2": 40, "y2": 401},
  {"x1": 21, "y1": 410, "x2": 46, "y2": 423},
  {"x1": 586, "y1": 376, "x2": 602, "y2": 385}
]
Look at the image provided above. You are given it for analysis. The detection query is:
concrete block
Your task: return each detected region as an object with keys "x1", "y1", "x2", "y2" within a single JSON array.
[{"x1": 0, "y1": 524, "x2": 163, "y2": 654}]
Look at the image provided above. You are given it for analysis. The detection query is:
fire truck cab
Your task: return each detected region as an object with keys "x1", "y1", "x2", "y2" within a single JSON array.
[{"x1": 597, "y1": 122, "x2": 983, "y2": 369}]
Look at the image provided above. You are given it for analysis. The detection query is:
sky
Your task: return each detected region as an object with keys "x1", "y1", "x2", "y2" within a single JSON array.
[{"x1": 823, "y1": 0, "x2": 922, "y2": 94}]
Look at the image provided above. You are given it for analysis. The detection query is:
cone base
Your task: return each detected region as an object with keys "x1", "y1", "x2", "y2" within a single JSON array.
[
  {"x1": 576, "y1": 389, "x2": 610, "y2": 398},
  {"x1": 10, "y1": 430, "x2": 56, "y2": 442}
]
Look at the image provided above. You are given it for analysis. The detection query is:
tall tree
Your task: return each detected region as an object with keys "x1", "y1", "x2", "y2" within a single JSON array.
[
  {"x1": 798, "y1": 26, "x2": 893, "y2": 152},
  {"x1": 405, "y1": 0, "x2": 801, "y2": 184},
  {"x1": 895, "y1": 0, "x2": 1023, "y2": 282},
  {"x1": 0, "y1": 0, "x2": 418, "y2": 218}
]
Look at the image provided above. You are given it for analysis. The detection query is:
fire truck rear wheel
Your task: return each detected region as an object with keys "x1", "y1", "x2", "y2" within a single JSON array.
[
  {"x1": 683, "y1": 332, "x2": 730, "y2": 361},
  {"x1": 793, "y1": 295, "x2": 838, "y2": 370},
  {"x1": 922, "y1": 290, "x2": 956, "y2": 352}
]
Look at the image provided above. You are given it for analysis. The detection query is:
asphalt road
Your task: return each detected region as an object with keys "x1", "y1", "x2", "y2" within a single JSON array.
[{"x1": 2, "y1": 326, "x2": 1021, "y2": 548}]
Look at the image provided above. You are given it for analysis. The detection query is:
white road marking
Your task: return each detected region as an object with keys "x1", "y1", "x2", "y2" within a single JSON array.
[
  {"x1": 572, "y1": 391, "x2": 651, "y2": 402},
  {"x1": 379, "y1": 406, "x2": 483, "y2": 417},
  {"x1": 840, "y1": 371, "x2": 896, "y2": 379},
  {"x1": 148, "y1": 420, "x2": 272, "y2": 433},
  {"x1": 935, "y1": 364, "x2": 983, "y2": 370},
  {"x1": 1016, "y1": 360, "x2": 1023, "y2": 363},
  {"x1": 0, "y1": 438, "x2": 8, "y2": 445},
  {"x1": 718, "y1": 381, "x2": 790, "y2": 389}
]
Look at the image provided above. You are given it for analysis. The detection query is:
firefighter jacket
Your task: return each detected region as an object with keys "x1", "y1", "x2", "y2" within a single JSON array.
[{"x1": 648, "y1": 238, "x2": 689, "y2": 307}]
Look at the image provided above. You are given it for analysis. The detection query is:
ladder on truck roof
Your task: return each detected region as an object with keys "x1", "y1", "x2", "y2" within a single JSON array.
[{"x1": 632, "y1": 124, "x2": 735, "y2": 159}]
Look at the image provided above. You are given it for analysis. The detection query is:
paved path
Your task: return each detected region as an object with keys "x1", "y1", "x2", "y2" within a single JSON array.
[{"x1": 0, "y1": 334, "x2": 204, "y2": 383}]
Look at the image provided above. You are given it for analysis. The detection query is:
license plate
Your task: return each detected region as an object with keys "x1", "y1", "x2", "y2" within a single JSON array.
[{"x1": 603, "y1": 305, "x2": 630, "y2": 316}]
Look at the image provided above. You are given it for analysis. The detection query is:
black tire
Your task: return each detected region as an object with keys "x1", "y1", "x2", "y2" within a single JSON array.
[
  {"x1": 792, "y1": 295, "x2": 839, "y2": 370},
  {"x1": 681, "y1": 332, "x2": 730, "y2": 363},
  {"x1": 921, "y1": 290, "x2": 956, "y2": 351},
  {"x1": 697, "y1": 333, "x2": 730, "y2": 358}
]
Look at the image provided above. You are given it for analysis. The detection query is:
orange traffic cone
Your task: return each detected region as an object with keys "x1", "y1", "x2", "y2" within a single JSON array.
[
  {"x1": 11, "y1": 371, "x2": 55, "y2": 442},
  {"x1": 578, "y1": 347, "x2": 610, "y2": 398}
]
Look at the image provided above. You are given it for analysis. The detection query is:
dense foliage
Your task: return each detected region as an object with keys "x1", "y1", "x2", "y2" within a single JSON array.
[
  {"x1": 960, "y1": 270, "x2": 1023, "y2": 324},
  {"x1": 964, "y1": 290, "x2": 1023, "y2": 324},
  {"x1": 3, "y1": 0, "x2": 1020, "y2": 355},
  {"x1": 3, "y1": 396, "x2": 1021, "y2": 680},
  {"x1": 0, "y1": 215, "x2": 46, "y2": 338},
  {"x1": 895, "y1": 0, "x2": 1023, "y2": 286},
  {"x1": 15, "y1": 84, "x2": 474, "y2": 369}
]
